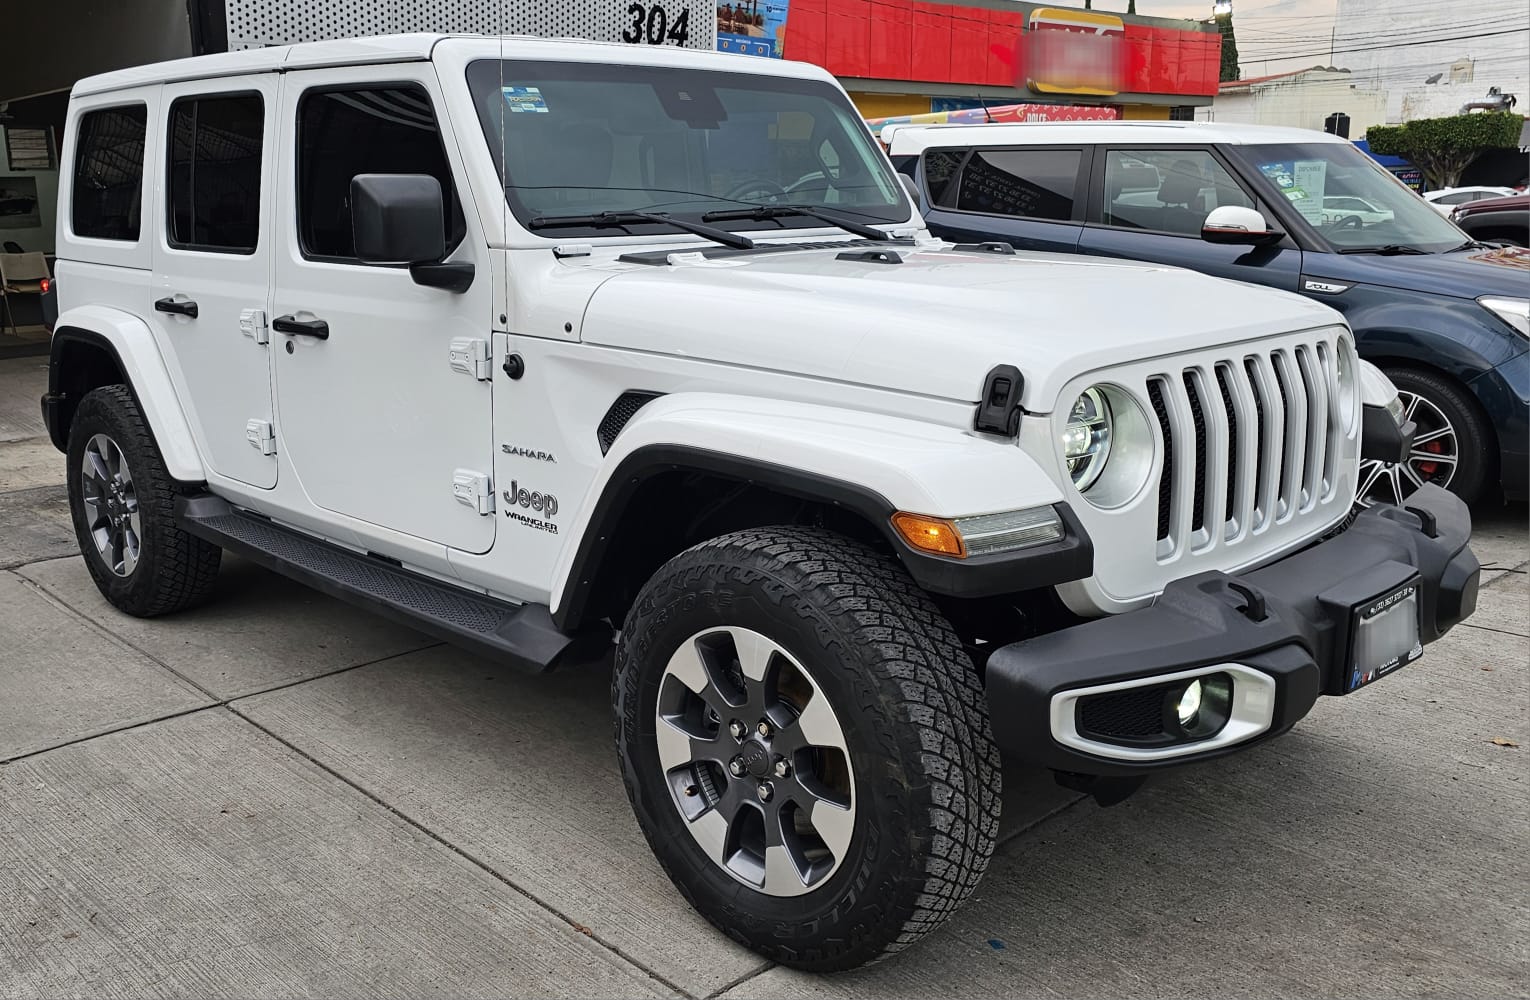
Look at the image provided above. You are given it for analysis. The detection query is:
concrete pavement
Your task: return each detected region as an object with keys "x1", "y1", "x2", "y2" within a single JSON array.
[{"x1": 1, "y1": 355, "x2": 1526, "y2": 998}]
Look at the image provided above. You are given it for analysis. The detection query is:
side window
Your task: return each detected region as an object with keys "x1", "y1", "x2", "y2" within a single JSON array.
[
  {"x1": 922, "y1": 149, "x2": 965, "y2": 205},
  {"x1": 296, "y1": 85, "x2": 465, "y2": 262},
  {"x1": 1434, "y1": 191, "x2": 1470, "y2": 205},
  {"x1": 954, "y1": 148, "x2": 1081, "y2": 221},
  {"x1": 72, "y1": 105, "x2": 148, "y2": 241},
  {"x1": 168, "y1": 93, "x2": 264, "y2": 253},
  {"x1": 1101, "y1": 149, "x2": 1254, "y2": 235}
]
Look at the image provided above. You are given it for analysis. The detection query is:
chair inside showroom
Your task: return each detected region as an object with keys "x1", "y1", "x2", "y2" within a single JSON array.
[{"x1": 0, "y1": 251, "x2": 50, "y2": 335}]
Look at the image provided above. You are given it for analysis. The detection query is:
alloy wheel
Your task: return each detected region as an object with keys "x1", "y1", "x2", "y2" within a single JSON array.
[
  {"x1": 655, "y1": 626, "x2": 856, "y2": 897},
  {"x1": 80, "y1": 432, "x2": 142, "y2": 577},
  {"x1": 1356, "y1": 389, "x2": 1458, "y2": 507}
]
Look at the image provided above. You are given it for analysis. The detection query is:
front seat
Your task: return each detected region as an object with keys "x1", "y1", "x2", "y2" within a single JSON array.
[{"x1": 1157, "y1": 159, "x2": 1208, "y2": 233}]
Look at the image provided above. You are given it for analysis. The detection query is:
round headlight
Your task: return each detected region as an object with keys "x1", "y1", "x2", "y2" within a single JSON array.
[{"x1": 1063, "y1": 386, "x2": 1113, "y2": 491}]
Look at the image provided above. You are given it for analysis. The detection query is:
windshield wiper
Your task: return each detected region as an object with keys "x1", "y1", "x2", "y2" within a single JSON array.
[
  {"x1": 1335, "y1": 244, "x2": 1430, "y2": 256},
  {"x1": 701, "y1": 204, "x2": 888, "y2": 241},
  {"x1": 529, "y1": 210, "x2": 754, "y2": 250}
]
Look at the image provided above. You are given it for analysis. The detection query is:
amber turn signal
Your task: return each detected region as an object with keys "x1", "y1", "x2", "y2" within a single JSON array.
[{"x1": 890, "y1": 512, "x2": 966, "y2": 558}]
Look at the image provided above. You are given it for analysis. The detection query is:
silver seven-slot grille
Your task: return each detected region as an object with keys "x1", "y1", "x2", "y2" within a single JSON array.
[{"x1": 1144, "y1": 341, "x2": 1345, "y2": 561}]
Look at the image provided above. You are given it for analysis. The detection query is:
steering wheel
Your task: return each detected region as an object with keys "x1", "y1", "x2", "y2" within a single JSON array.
[
  {"x1": 722, "y1": 179, "x2": 789, "y2": 204},
  {"x1": 1330, "y1": 214, "x2": 1364, "y2": 231}
]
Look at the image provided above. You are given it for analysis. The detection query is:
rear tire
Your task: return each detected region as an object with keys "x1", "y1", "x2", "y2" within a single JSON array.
[
  {"x1": 614, "y1": 526, "x2": 1000, "y2": 971},
  {"x1": 66, "y1": 386, "x2": 221, "y2": 616}
]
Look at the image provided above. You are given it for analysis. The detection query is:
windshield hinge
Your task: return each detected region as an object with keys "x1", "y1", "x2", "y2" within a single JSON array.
[
  {"x1": 974, "y1": 365, "x2": 1025, "y2": 438},
  {"x1": 452, "y1": 470, "x2": 494, "y2": 515},
  {"x1": 449, "y1": 337, "x2": 493, "y2": 381}
]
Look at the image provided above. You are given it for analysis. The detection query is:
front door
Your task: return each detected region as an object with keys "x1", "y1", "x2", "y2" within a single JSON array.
[
  {"x1": 271, "y1": 67, "x2": 495, "y2": 553},
  {"x1": 1079, "y1": 146, "x2": 1303, "y2": 292},
  {"x1": 150, "y1": 78, "x2": 279, "y2": 489}
]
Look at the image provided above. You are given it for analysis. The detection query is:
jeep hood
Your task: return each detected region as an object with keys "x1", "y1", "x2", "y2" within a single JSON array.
[{"x1": 579, "y1": 244, "x2": 1343, "y2": 410}]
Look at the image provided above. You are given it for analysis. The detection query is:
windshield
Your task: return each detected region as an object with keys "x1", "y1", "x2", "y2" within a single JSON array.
[
  {"x1": 465, "y1": 60, "x2": 906, "y2": 235},
  {"x1": 1234, "y1": 142, "x2": 1467, "y2": 252}
]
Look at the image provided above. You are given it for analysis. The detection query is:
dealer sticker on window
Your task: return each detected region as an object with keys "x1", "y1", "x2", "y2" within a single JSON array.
[{"x1": 502, "y1": 86, "x2": 550, "y2": 113}]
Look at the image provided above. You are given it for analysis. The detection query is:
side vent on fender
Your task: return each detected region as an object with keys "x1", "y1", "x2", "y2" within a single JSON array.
[{"x1": 597, "y1": 391, "x2": 665, "y2": 455}]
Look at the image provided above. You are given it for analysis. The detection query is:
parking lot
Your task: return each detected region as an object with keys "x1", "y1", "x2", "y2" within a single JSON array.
[{"x1": 1, "y1": 352, "x2": 1526, "y2": 998}]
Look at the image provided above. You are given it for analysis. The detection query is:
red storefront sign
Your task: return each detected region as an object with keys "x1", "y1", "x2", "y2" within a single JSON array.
[{"x1": 782, "y1": 0, "x2": 1220, "y2": 98}]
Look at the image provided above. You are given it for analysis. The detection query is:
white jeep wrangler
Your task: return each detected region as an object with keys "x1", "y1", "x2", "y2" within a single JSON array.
[{"x1": 43, "y1": 34, "x2": 1480, "y2": 970}]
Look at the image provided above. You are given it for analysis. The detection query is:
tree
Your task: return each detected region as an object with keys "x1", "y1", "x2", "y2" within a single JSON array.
[
  {"x1": 1217, "y1": 12, "x2": 1239, "y2": 82},
  {"x1": 1366, "y1": 112, "x2": 1523, "y2": 189},
  {"x1": 1127, "y1": 0, "x2": 1137, "y2": 13}
]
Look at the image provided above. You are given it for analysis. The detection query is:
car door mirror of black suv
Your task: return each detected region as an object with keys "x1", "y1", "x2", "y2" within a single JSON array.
[
  {"x1": 1202, "y1": 205, "x2": 1284, "y2": 247},
  {"x1": 350, "y1": 174, "x2": 474, "y2": 293}
]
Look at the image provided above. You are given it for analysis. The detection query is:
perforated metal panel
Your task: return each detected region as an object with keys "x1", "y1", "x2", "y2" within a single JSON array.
[{"x1": 223, "y1": 0, "x2": 715, "y2": 51}]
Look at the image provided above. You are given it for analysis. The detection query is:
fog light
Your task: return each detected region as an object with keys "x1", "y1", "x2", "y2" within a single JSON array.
[{"x1": 1175, "y1": 680, "x2": 1202, "y2": 727}]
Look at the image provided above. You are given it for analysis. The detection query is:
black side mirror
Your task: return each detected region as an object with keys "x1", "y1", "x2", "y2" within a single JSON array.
[
  {"x1": 351, "y1": 174, "x2": 445, "y2": 263},
  {"x1": 350, "y1": 174, "x2": 473, "y2": 292}
]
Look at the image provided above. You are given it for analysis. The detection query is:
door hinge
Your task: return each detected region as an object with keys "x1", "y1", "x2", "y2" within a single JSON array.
[
  {"x1": 240, "y1": 308, "x2": 270, "y2": 346},
  {"x1": 449, "y1": 337, "x2": 492, "y2": 380},
  {"x1": 452, "y1": 469, "x2": 494, "y2": 515},
  {"x1": 245, "y1": 419, "x2": 276, "y2": 456}
]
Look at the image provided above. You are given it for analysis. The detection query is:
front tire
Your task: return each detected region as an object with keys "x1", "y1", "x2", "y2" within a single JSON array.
[
  {"x1": 66, "y1": 385, "x2": 222, "y2": 616},
  {"x1": 614, "y1": 526, "x2": 1000, "y2": 971},
  {"x1": 1359, "y1": 366, "x2": 1491, "y2": 507}
]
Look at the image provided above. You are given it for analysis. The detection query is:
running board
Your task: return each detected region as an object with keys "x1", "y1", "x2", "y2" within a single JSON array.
[{"x1": 175, "y1": 495, "x2": 584, "y2": 672}]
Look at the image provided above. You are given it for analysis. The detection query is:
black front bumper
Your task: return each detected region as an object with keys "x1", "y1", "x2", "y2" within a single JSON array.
[{"x1": 986, "y1": 485, "x2": 1479, "y2": 776}]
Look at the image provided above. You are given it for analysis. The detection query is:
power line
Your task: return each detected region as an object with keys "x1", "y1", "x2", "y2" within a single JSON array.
[{"x1": 1229, "y1": 26, "x2": 1528, "y2": 64}]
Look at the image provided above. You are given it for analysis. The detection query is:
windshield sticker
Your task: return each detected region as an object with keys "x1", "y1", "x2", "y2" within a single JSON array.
[
  {"x1": 1289, "y1": 160, "x2": 1328, "y2": 224},
  {"x1": 502, "y1": 86, "x2": 550, "y2": 113}
]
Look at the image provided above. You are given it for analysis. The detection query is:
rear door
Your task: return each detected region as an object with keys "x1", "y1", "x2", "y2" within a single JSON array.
[
  {"x1": 921, "y1": 146, "x2": 1089, "y2": 253},
  {"x1": 1078, "y1": 145, "x2": 1303, "y2": 292},
  {"x1": 150, "y1": 78, "x2": 279, "y2": 488}
]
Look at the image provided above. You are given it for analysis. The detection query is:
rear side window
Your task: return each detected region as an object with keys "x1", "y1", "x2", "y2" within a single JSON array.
[
  {"x1": 954, "y1": 149, "x2": 1081, "y2": 221},
  {"x1": 167, "y1": 93, "x2": 264, "y2": 253},
  {"x1": 296, "y1": 85, "x2": 465, "y2": 262},
  {"x1": 922, "y1": 149, "x2": 966, "y2": 205},
  {"x1": 72, "y1": 105, "x2": 148, "y2": 241}
]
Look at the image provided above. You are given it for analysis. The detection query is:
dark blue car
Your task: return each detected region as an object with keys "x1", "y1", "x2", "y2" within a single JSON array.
[{"x1": 890, "y1": 121, "x2": 1529, "y2": 505}]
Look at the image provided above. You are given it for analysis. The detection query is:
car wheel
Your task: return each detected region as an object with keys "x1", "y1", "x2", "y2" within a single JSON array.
[
  {"x1": 614, "y1": 526, "x2": 1000, "y2": 971},
  {"x1": 1359, "y1": 367, "x2": 1491, "y2": 507},
  {"x1": 66, "y1": 385, "x2": 222, "y2": 616}
]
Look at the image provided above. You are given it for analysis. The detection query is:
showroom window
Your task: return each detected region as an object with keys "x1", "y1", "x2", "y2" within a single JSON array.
[
  {"x1": 1101, "y1": 149, "x2": 1253, "y2": 236},
  {"x1": 296, "y1": 85, "x2": 464, "y2": 262},
  {"x1": 954, "y1": 148, "x2": 1082, "y2": 221},
  {"x1": 71, "y1": 105, "x2": 148, "y2": 241},
  {"x1": 167, "y1": 93, "x2": 264, "y2": 253}
]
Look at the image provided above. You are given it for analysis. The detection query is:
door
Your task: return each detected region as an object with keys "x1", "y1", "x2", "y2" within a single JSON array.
[
  {"x1": 271, "y1": 68, "x2": 495, "y2": 553},
  {"x1": 922, "y1": 146, "x2": 1088, "y2": 253},
  {"x1": 151, "y1": 79, "x2": 278, "y2": 488},
  {"x1": 1079, "y1": 146, "x2": 1303, "y2": 292}
]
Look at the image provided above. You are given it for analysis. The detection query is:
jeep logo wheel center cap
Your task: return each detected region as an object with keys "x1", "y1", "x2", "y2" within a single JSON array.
[{"x1": 739, "y1": 740, "x2": 771, "y2": 779}]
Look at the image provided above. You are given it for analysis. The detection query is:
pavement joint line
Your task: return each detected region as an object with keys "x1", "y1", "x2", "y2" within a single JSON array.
[
  {"x1": 7, "y1": 570, "x2": 695, "y2": 995},
  {"x1": 0, "y1": 703, "x2": 222, "y2": 767},
  {"x1": 1458, "y1": 621, "x2": 1530, "y2": 640},
  {"x1": 702, "y1": 960, "x2": 775, "y2": 999},
  {"x1": 996, "y1": 791, "x2": 1091, "y2": 851},
  {"x1": 14, "y1": 566, "x2": 446, "y2": 705},
  {"x1": 225, "y1": 703, "x2": 701, "y2": 1000}
]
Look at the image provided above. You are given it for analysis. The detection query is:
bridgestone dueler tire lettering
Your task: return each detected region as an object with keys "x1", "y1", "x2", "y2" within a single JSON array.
[
  {"x1": 66, "y1": 386, "x2": 222, "y2": 616},
  {"x1": 613, "y1": 526, "x2": 1001, "y2": 971}
]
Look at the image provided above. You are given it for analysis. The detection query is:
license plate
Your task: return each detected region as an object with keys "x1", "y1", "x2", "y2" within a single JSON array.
[{"x1": 1343, "y1": 582, "x2": 1423, "y2": 693}]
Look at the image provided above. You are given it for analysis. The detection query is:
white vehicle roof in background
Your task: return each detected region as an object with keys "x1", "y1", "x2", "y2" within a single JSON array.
[
  {"x1": 887, "y1": 121, "x2": 1354, "y2": 156},
  {"x1": 73, "y1": 33, "x2": 835, "y2": 97}
]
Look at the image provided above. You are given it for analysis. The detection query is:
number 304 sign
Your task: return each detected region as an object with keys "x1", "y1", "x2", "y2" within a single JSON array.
[{"x1": 606, "y1": 1, "x2": 715, "y2": 49}]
